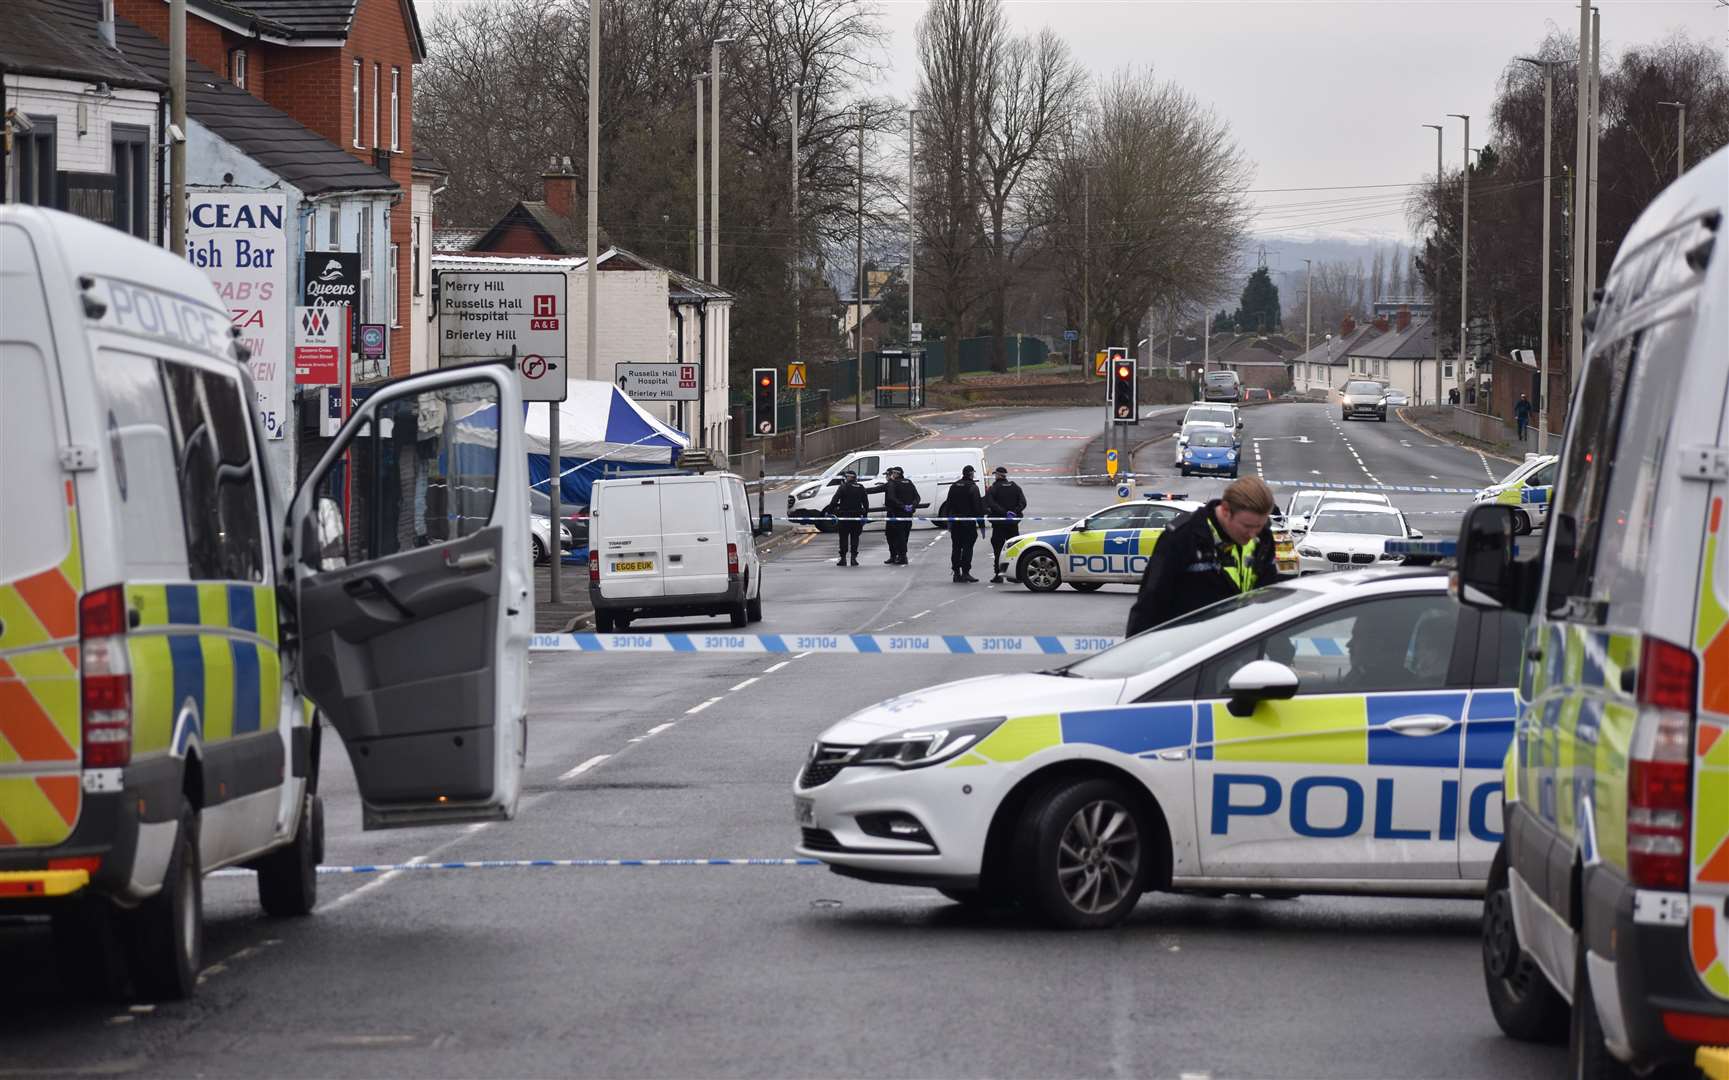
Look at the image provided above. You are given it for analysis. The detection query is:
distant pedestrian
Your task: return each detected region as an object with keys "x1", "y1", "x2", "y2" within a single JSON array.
[
  {"x1": 938, "y1": 465, "x2": 986, "y2": 583},
  {"x1": 1514, "y1": 393, "x2": 1532, "y2": 442},
  {"x1": 1126, "y1": 475, "x2": 1282, "y2": 636},
  {"x1": 984, "y1": 466, "x2": 1027, "y2": 583},
  {"x1": 823, "y1": 469, "x2": 870, "y2": 567},
  {"x1": 1448, "y1": 387, "x2": 1460, "y2": 406},
  {"x1": 878, "y1": 466, "x2": 920, "y2": 565}
]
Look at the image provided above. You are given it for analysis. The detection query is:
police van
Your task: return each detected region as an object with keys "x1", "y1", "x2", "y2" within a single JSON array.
[
  {"x1": 0, "y1": 207, "x2": 531, "y2": 999},
  {"x1": 1002, "y1": 496, "x2": 1203, "y2": 592},
  {"x1": 794, "y1": 567, "x2": 1525, "y2": 927},
  {"x1": 1472, "y1": 453, "x2": 1556, "y2": 535},
  {"x1": 1455, "y1": 147, "x2": 1725, "y2": 1076}
]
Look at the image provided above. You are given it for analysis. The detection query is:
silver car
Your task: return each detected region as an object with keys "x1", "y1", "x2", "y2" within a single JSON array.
[{"x1": 1340, "y1": 379, "x2": 1388, "y2": 422}]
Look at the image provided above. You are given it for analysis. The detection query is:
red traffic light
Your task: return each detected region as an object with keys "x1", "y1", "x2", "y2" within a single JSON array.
[
  {"x1": 758, "y1": 376, "x2": 772, "y2": 387},
  {"x1": 1116, "y1": 364, "x2": 1132, "y2": 379}
]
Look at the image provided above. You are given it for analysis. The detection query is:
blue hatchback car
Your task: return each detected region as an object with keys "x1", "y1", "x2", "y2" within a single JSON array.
[{"x1": 1180, "y1": 429, "x2": 1239, "y2": 477}]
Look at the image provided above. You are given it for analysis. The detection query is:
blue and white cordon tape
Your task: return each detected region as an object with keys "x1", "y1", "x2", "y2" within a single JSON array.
[
  {"x1": 530, "y1": 632, "x2": 1121, "y2": 655},
  {"x1": 214, "y1": 858, "x2": 822, "y2": 878},
  {"x1": 1261, "y1": 478, "x2": 1482, "y2": 495}
]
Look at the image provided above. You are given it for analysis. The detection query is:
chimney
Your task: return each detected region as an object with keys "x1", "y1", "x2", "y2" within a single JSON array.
[
  {"x1": 542, "y1": 155, "x2": 577, "y2": 220},
  {"x1": 1340, "y1": 315, "x2": 1356, "y2": 336},
  {"x1": 1373, "y1": 315, "x2": 1390, "y2": 333},
  {"x1": 1396, "y1": 305, "x2": 1411, "y2": 333},
  {"x1": 97, "y1": 0, "x2": 115, "y2": 47}
]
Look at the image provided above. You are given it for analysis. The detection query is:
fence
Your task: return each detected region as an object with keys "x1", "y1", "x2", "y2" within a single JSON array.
[
  {"x1": 785, "y1": 415, "x2": 880, "y2": 465},
  {"x1": 727, "y1": 449, "x2": 764, "y2": 482},
  {"x1": 1451, "y1": 406, "x2": 1555, "y2": 447}
]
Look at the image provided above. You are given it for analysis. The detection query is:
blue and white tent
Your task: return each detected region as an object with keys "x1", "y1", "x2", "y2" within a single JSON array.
[{"x1": 524, "y1": 379, "x2": 691, "y2": 506}]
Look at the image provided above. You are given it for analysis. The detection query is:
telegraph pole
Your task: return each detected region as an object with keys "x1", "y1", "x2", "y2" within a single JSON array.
[
  {"x1": 1448, "y1": 113, "x2": 1469, "y2": 405},
  {"x1": 1519, "y1": 58, "x2": 1560, "y2": 452},
  {"x1": 855, "y1": 102, "x2": 865, "y2": 422},
  {"x1": 1571, "y1": 0, "x2": 1590, "y2": 388},
  {"x1": 694, "y1": 74, "x2": 705, "y2": 279},
  {"x1": 169, "y1": 0, "x2": 186, "y2": 255},
  {"x1": 792, "y1": 83, "x2": 802, "y2": 470}
]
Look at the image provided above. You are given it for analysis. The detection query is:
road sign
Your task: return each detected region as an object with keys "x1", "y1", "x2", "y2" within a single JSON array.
[
  {"x1": 787, "y1": 362, "x2": 807, "y2": 389},
  {"x1": 1116, "y1": 480, "x2": 1134, "y2": 501},
  {"x1": 1105, "y1": 448, "x2": 1119, "y2": 478},
  {"x1": 910, "y1": 322, "x2": 923, "y2": 343},
  {"x1": 358, "y1": 322, "x2": 387, "y2": 363},
  {"x1": 436, "y1": 269, "x2": 568, "y2": 402},
  {"x1": 1094, "y1": 351, "x2": 1108, "y2": 377},
  {"x1": 293, "y1": 305, "x2": 341, "y2": 384},
  {"x1": 616, "y1": 362, "x2": 700, "y2": 401},
  {"x1": 1063, "y1": 329, "x2": 1079, "y2": 342}
]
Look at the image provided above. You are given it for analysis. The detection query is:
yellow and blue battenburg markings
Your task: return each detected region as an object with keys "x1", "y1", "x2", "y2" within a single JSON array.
[{"x1": 126, "y1": 583, "x2": 281, "y2": 755}]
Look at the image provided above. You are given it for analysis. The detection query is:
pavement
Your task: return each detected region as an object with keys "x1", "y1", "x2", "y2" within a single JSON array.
[{"x1": 0, "y1": 403, "x2": 1560, "y2": 1078}]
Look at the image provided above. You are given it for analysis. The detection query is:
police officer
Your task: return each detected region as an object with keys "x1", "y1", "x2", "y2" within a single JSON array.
[
  {"x1": 983, "y1": 465, "x2": 1027, "y2": 583},
  {"x1": 878, "y1": 465, "x2": 920, "y2": 565},
  {"x1": 823, "y1": 469, "x2": 870, "y2": 567},
  {"x1": 938, "y1": 465, "x2": 985, "y2": 583},
  {"x1": 1126, "y1": 476, "x2": 1281, "y2": 635}
]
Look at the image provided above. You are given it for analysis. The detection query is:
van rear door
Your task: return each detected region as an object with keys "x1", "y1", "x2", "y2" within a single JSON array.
[
  {"x1": 596, "y1": 480, "x2": 665, "y2": 598},
  {"x1": 659, "y1": 477, "x2": 728, "y2": 596},
  {"x1": 0, "y1": 220, "x2": 82, "y2": 849}
]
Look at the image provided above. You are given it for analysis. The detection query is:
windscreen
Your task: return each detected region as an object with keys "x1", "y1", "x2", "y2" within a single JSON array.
[
  {"x1": 1190, "y1": 431, "x2": 1233, "y2": 448},
  {"x1": 1310, "y1": 510, "x2": 1403, "y2": 536},
  {"x1": 1204, "y1": 372, "x2": 1237, "y2": 384},
  {"x1": 1345, "y1": 381, "x2": 1382, "y2": 395},
  {"x1": 1064, "y1": 587, "x2": 1311, "y2": 679}
]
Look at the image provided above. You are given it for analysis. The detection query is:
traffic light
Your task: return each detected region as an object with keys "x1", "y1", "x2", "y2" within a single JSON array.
[
  {"x1": 752, "y1": 368, "x2": 777, "y2": 436},
  {"x1": 1111, "y1": 355, "x2": 1137, "y2": 423}
]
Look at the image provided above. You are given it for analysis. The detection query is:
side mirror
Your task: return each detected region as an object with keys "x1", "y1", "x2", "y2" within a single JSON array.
[
  {"x1": 1410, "y1": 529, "x2": 1424, "y2": 540},
  {"x1": 1455, "y1": 504, "x2": 1532, "y2": 613},
  {"x1": 1225, "y1": 659, "x2": 1299, "y2": 718},
  {"x1": 754, "y1": 513, "x2": 772, "y2": 538}
]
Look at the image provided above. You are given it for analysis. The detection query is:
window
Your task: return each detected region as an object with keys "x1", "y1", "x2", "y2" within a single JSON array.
[
  {"x1": 358, "y1": 204, "x2": 373, "y2": 327},
  {"x1": 111, "y1": 125, "x2": 150, "y2": 240},
  {"x1": 95, "y1": 348, "x2": 188, "y2": 578},
  {"x1": 389, "y1": 243, "x2": 400, "y2": 326},
  {"x1": 160, "y1": 363, "x2": 264, "y2": 582},
  {"x1": 14, "y1": 115, "x2": 57, "y2": 206},
  {"x1": 1083, "y1": 504, "x2": 1156, "y2": 531},
  {"x1": 372, "y1": 62, "x2": 380, "y2": 148},
  {"x1": 229, "y1": 48, "x2": 247, "y2": 89},
  {"x1": 326, "y1": 205, "x2": 339, "y2": 249},
  {"x1": 1443, "y1": 360, "x2": 1455, "y2": 379},
  {"x1": 312, "y1": 381, "x2": 502, "y2": 563},
  {"x1": 1547, "y1": 329, "x2": 1639, "y2": 619},
  {"x1": 412, "y1": 216, "x2": 423, "y2": 296},
  {"x1": 1065, "y1": 587, "x2": 1311, "y2": 680},
  {"x1": 1199, "y1": 594, "x2": 1462, "y2": 698},
  {"x1": 390, "y1": 67, "x2": 401, "y2": 151},
  {"x1": 352, "y1": 60, "x2": 363, "y2": 148}
]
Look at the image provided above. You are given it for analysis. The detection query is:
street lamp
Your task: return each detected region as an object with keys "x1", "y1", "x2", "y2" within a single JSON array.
[
  {"x1": 1422, "y1": 123, "x2": 1443, "y2": 406},
  {"x1": 791, "y1": 82, "x2": 802, "y2": 469},
  {"x1": 693, "y1": 73, "x2": 706, "y2": 279},
  {"x1": 709, "y1": 36, "x2": 737, "y2": 286},
  {"x1": 1518, "y1": 56, "x2": 1564, "y2": 451},
  {"x1": 908, "y1": 108, "x2": 920, "y2": 350},
  {"x1": 1448, "y1": 113, "x2": 1470, "y2": 407},
  {"x1": 1658, "y1": 100, "x2": 1687, "y2": 180}
]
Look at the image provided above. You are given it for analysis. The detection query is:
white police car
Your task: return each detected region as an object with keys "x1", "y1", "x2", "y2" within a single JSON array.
[
  {"x1": 793, "y1": 569, "x2": 1525, "y2": 927},
  {"x1": 1472, "y1": 453, "x2": 1555, "y2": 534},
  {"x1": 1000, "y1": 495, "x2": 1203, "y2": 592}
]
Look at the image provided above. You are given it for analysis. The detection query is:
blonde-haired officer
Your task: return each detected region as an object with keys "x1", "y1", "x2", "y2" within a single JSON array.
[{"x1": 1126, "y1": 476, "x2": 1283, "y2": 636}]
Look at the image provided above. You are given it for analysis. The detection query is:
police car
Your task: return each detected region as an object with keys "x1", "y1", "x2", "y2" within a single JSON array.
[
  {"x1": 1471, "y1": 454, "x2": 1555, "y2": 534},
  {"x1": 1000, "y1": 495, "x2": 1203, "y2": 592},
  {"x1": 794, "y1": 568, "x2": 1523, "y2": 927}
]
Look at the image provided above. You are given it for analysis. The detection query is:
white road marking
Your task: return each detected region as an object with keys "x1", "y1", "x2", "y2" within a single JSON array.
[
  {"x1": 910, "y1": 609, "x2": 931, "y2": 619},
  {"x1": 559, "y1": 754, "x2": 611, "y2": 781},
  {"x1": 685, "y1": 697, "x2": 723, "y2": 715},
  {"x1": 646, "y1": 722, "x2": 676, "y2": 735},
  {"x1": 1477, "y1": 450, "x2": 1497, "y2": 480},
  {"x1": 325, "y1": 853, "x2": 432, "y2": 913},
  {"x1": 729, "y1": 677, "x2": 759, "y2": 692},
  {"x1": 763, "y1": 661, "x2": 790, "y2": 673},
  {"x1": 793, "y1": 651, "x2": 813, "y2": 659},
  {"x1": 877, "y1": 620, "x2": 903, "y2": 630}
]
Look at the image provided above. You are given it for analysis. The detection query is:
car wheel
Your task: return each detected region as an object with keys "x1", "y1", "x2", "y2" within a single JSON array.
[
  {"x1": 1229, "y1": 469, "x2": 1239, "y2": 479},
  {"x1": 1069, "y1": 581, "x2": 1104, "y2": 592},
  {"x1": 746, "y1": 580, "x2": 763, "y2": 623},
  {"x1": 614, "y1": 615, "x2": 632, "y2": 631},
  {"x1": 594, "y1": 611, "x2": 615, "y2": 633},
  {"x1": 532, "y1": 535, "x2": 547, "y2": 564},
  {"x1": 1019, "y1": 550, "x2": 1062, "y2": 593},
  {"x1": 1569, "y1": 935, "x2": 1632, "y2": 1078},
  {"x1": 257, "y1": 791, "x2": 321, "y2": 918},
  {"x1": 1482, "y1": 850, "x2": 1567, "y2": 1043},
  {"x1": 125, "y1": 799, "x2": 202, "y2": 1001},
  {"x1": 1016, "y1": 778, "x2": 1148, "y2": 929},
  {"x1": 1179, "y1": 466, "x2": 1190, "y2": 477},
  {"x1": 1511, "y1": 509, "x2": 1532, "y2": 536}
]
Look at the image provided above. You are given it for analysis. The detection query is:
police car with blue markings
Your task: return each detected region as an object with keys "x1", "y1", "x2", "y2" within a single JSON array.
[
  {"x1": 793, "y1": 568, "x2": 1528, "y2": 927},
  {"x1": 1001, "y1": 495, "x2": 1204, "y2": 593}
]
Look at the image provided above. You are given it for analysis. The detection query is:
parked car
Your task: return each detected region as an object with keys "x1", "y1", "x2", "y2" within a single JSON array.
[
  {"x1": 786, "y1": 447, "x2": 972, "y2": 531},
  {"x1": 1173, "y1": 403, "x2": 1242, "y2": 466},
  {"x1": 530, "y1": 513, "x2": 575, "y2": 564},
  {"x1": 530, "y1": 487, "x2": 589, "y2": 549},
  {"x1": 1201, "y1": 369, "x2": 1243, "y2": 402},
  {"x1": 1384, "y1": 388, "x2": 1410, "y2": 407},
  {"x1": 1284, "y1": 489, "x2": 1393, "y2": 534},
  {"x1": 1243, "y1": 387, "x2": 1273, "y2": 403},
  {"x1": 1294, "y1": 504, "x2": 1419, "y2": 574}
]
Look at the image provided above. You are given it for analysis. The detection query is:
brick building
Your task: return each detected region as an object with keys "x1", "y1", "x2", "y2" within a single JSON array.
[{"x1": 115, "y1": 0, "x2": 426, "y2": 373}]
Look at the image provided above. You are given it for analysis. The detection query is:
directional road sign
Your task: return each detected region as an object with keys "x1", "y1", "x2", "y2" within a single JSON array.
[
  {"x1": 1063, "y1": 329, "x2": 1078, "y2": 342},
  {"x1": 437, "y1": 269, "x2": 569, "y2": 402},
  {"x1": 1105, "y1": 448, "x2": 1119, "y2": 478},
  {"x1": 616, "y1": 362, "x2": 700, "y2": 401}
]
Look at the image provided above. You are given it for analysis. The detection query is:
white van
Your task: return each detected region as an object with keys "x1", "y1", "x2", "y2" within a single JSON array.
[
  {"x1": 785, "y1": 447, "x2": 983, "y2": 531},
  {"x1": 0, "y1": 207, "x2": 530, "y2": 1000},
  {"x1": 588, "y1": 472, "x2": 766, "y2": 631},
  {"x1": 1455, "y1": 147, "x2": 1727, "y2": 1076}
]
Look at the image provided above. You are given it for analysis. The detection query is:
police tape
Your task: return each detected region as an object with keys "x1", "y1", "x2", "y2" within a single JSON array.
[
  {"x1": 212, "y1": 858, "x2": 822, "y2": 878},
  {"x1": 1259, "y1": 478, "x2": 1484, "y2": 495},
  {"x1": 530, "y1": 632, "x2": 1121, "y2": 655}
]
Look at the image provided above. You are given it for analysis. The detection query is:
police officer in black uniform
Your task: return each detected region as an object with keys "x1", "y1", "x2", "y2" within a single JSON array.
[
  {"x1": 938, "y1": 465, "x2": 986, "y2": 583},
  {"x1": 823, "y1": 469, "x2": 870, "y2": 566},
  {"x1": 1126, "y1": 476, "x2": 1281, "y2": 635},
  {"x1": 983, "y1": 465, "x2": 1027, "y2": 583},
  {"x1": 878, "y1": 466, "x2": 920, "y2": 565}
]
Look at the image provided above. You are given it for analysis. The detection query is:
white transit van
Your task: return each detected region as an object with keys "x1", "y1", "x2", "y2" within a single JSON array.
[
  {"x1": 0, "y1": 207, "x2": 531, "y2": 1000},
  {"x1": 588, "y1": 472, "x2": 767, "y2": 631},
  {"x1": 785, "y1": 447, "x2": 984, "y2": 530},
  {"x1": 1455, "y1": 147, "x2": 1726, "y2": 1076}
]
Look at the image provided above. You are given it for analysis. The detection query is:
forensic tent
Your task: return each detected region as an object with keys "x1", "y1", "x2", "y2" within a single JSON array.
[{"x1": 523, "y1": 379, "x2": 691, "y2": 506}]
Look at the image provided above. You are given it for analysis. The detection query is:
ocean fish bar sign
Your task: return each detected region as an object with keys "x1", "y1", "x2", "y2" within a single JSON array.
[
  {"x1": 186, "y1": 191, "x2": 288, "y2": 439},
  {"x1": 437, "y1": 269, "x2": 569, "y2": 403}
]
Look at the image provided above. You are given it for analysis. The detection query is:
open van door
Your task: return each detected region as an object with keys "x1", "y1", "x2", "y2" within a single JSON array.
[{"x1": 285, "y1": 365, "x2": 530, "y2": 830}]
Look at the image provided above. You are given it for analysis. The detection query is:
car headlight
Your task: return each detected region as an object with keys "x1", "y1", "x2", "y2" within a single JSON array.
[
  {"x1": 1226, "y1": 450, "x2": 1237, "y2": 461},
  {"x1": 560, "y1": 524, "x2": 573, "y2": 540},
  {"x1": 795, "y1": 484, "x2": 820, "y2": 500},
  {"x1": 1298, "y1": 547, "x2": 1322, "y2": 558},
  {"x1": 852, "y1": 718, "x2": 1006, "y2": 769}
]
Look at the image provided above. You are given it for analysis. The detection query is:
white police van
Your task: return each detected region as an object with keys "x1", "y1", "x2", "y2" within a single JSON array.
[{"x1": 794, "y1": 568, "x2": 1524, "y2": 926}]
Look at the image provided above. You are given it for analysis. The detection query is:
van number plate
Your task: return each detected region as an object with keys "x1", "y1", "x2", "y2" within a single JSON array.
[{"x1": 613, "y1": 560, "x2": 654, "y2": 572}]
